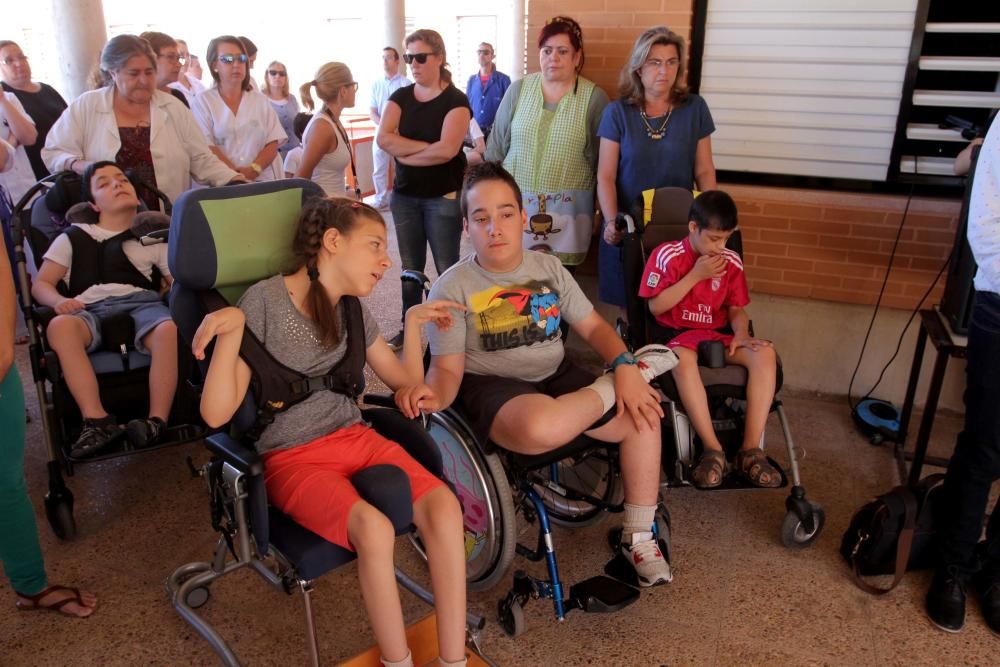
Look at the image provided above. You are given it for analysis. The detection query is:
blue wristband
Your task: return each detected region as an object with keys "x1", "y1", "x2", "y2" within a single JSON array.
[{"x1": 610, "y1": 351, "x2": 637, "y2": 370}]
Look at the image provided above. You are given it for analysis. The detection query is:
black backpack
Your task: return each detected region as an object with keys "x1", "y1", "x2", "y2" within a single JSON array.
[{"x1": 840, "y1": 474, "x2": 944, "y2": 594}]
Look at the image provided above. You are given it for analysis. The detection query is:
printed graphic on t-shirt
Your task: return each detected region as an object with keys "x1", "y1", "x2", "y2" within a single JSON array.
[{"x1": 470, "y1": 281, "x2": 562, "y2": 351}]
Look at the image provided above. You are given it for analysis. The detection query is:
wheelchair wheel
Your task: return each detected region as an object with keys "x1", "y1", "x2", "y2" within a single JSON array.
[
  {"x1": 533, "y1": 449, "x2": 624, "y2": 528},
  {"x1": 780, "y1": 502, "x2": 825, "y2": 549},
  {"x1": 185, "y1": 586, "x2": 211, "y2": 609},
  {"x1": 497, "y1": 598, "x2": 526, "y2": 638},
  {"x1": 410, "y1": 411, "x2": 517, "y2": 592}
]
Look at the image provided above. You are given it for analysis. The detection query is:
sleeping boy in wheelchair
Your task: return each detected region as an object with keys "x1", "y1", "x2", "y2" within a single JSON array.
[
  {"x1": 192, "y1": 197, "x2": 470, "y2": 667},
  {"x1": 30, "y1": 161, "x2": 177, "y2": 457},
  {"x1": 396, "y1": 162, "x2": 680, "y2": 587},
  {"x1": 638, "y1": 190, "x2": 780, "y2": 489}
]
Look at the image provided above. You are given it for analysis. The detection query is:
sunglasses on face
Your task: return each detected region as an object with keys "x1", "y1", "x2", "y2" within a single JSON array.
[
  {"x1": 267, "y1": 69, "x2": 287, "y2": 77},
  {"x1": 217, "y1": 54, "x2": 248, "y2": 65},
  {"x1": 403, "y1": 52, "x2": 434, "y2": 65}
]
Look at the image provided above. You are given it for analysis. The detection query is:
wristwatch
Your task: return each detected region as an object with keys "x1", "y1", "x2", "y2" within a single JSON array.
[
  {"x1": 610, "y1": 351, "x2": 637, "y2": 370},
  {"x1": 250, "y1": 162, "x2": 263, "y2": 175}
]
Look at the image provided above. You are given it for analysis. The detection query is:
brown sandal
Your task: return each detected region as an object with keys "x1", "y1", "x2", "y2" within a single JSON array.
[
  {"x1": 691, "y1": 449, "x2": 726, "y2": 489},
  {"x1": 15, "y1": 585, "x2": 96, "y2": 618},
  {"x1": 735, "y1": 448, "x2": 782, "y2": 488}
]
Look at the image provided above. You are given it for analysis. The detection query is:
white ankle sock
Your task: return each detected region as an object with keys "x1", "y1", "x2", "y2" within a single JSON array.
[
  {"x1": 584, "y1": 373, "x2": 616, "y2": 414},
  {"x1": 381, "y1": 651, "x2": 413, "y2": 667},
  {"x1": 622, "y1": 503, "x2": 657, "y2": 537}
]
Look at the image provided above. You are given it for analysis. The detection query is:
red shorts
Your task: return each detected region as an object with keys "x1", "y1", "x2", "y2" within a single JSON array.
[
  {"x1": 666, "y1": 328, "x2": 733, "y2": 351},
  {"x1": 262, "y1": 423, "x2": 445, "y2": 551}
]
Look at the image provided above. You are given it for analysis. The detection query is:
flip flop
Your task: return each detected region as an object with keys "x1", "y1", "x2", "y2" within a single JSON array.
[{"x1": 15, "y1": 585, "x2": 96, "y2": 618}]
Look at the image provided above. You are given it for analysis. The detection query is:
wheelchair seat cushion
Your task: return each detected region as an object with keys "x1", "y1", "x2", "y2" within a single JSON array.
[{"x1": 655, "y1": 358, "x2": 784, "y2": 402}]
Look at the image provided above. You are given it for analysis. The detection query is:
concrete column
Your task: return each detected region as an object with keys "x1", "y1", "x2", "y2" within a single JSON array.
[
  {"x1": 51, "y1": 0, "x2": 107, "y2": 100},
  {"x1": 383, "y1": 0, "x2": 406, "y2": 54},
  {"x1": 511, "y1": 0, "x2": 526, "y2": 80}
]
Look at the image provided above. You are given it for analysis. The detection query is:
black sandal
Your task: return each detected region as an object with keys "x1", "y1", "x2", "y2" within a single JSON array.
[{"x1": 691, "y1": 449, "x2": 726, "y2": 489}]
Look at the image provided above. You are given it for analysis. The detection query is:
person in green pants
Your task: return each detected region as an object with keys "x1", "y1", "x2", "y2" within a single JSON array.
[{"x1": 0, "y1": 216, "x2": 97, "y2": 617}]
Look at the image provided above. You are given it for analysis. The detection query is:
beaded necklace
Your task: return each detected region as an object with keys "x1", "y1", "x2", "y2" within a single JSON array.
[{"x1": 640, "y1": 105, "x2": 672, "y2": 140}]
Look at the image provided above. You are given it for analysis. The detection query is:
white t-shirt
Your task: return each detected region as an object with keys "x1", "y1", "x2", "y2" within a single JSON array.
[
  {"x1": 43, "y1": 223, "x2": 171, "y2": 305},
  {"x1": 167, "y1": 75, "x2": 207, "y2": 107},
  {"x1": 0, "y1": 92, "x2": 38, "y2": 202},
  {"x1": 190, "y1": 88, "x2": 287, "y2": 180},
  {"x1": 370, "y1": 73, "x2": 411, "y2": 119},
  {"x1": 283, "y1": 146, "x2": 303, "y2": 176}
]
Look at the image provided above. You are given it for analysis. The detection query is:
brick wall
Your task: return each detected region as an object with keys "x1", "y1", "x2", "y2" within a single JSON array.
[{"x1": 526, "y1": 0, "x2": 964, "y2": 311}]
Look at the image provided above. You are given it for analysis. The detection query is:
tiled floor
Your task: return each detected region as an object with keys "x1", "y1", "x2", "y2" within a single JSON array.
[{"x1": 4, "y1": 220, "x2": 997, "y2": 666}]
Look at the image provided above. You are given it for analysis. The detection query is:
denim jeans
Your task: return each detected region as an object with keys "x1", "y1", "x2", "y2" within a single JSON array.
[
  {"x1": 938, "y1": 291, "x2": 1000, "y2": 577},
  {"x1": 389, "y1": 191, "x2": 462, "y2": 319}
]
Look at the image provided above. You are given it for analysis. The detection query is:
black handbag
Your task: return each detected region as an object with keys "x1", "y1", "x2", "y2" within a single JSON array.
[{"x1": 840, "y1": 474, "x2": 944, "y2": 594}]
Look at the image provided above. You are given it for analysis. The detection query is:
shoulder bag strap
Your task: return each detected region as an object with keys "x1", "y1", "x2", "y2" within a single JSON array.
[{"x1": 851, "y1": 489, "x2": 919, "y2": 595}]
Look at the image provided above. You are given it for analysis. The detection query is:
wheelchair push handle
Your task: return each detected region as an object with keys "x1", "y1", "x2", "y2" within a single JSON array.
[
  {"x1": 400, "y1": 270, "x2": 432, "y2": 296},
  {"x1": 614, "y1": 213, "x2": 637, "y2": 235}
]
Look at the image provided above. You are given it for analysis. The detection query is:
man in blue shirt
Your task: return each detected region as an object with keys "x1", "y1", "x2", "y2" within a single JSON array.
[{"x1": 466, "y1": 43, "x2": 510, "y2": 142}]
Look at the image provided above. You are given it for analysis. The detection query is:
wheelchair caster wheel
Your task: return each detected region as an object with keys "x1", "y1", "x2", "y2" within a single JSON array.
[
  {"x1": 781, "y1": 502, "x2": 825, "y2": 549},
  {"x1": 185, "y1": 586, "x2": 211, "y2": 609},
  {"x1": 45, "y1": 498, "x2": 77, "y2": 541},
  {"x1": 498, "y1": 598, "x2": 526, "y2": 638}
]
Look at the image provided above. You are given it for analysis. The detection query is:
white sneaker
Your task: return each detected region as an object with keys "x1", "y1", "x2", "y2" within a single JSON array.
[
  {"x1": 633, "y1": 344, "x2": 679, "y2": 382},
  {"x1": 621, "y1": 531, "x2": 672, "y2": 587}
]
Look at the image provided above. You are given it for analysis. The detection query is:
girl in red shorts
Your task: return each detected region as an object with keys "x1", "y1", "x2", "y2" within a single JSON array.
[{"x1": 192, "y1": 197, "x2": 469, "y2": 667}]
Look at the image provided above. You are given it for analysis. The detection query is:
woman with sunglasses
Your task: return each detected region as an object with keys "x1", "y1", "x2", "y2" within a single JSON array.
[
  {"x1": 296, "y1": 62, "x2": 357, "y2": 197},
  {"x1": 42, "y1": 34, "x2": 243, "y2": 209},
  {"x1": 262, "y1": 61, "x2": 300, "y2": 158},
  {"x1": 190, "y1": 36, "x2": 287, "y2": 182},
  {"x1": 0, "y1": 40, "x2": 67, "y2": 181},
  {"x1": 596, "y1": 26, "x2": 716, "y2": 313},
  {"x1": 485, "y1": 16, "x2": 609, "y2": 270},
  {"x1": 139, "y1": 31, "x2": 190, "y2": 109},
  {"x1": 376, "y1": 29, "x2": 471, "y2": 346}
]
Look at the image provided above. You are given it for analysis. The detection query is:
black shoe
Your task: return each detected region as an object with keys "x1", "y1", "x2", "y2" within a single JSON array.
[
  {"x1": 386, "y1": 331, "x2": 404, "y2": 351},
  {"x1": 926, "y1": 568, "x2": 967, "y2": 633},
  {"x1": 978, "y1": 576, "x2": 1000, "y2": 637},
  {"x1": 126, "y1": 416, "x2": 166, "y2": 449},
  {"x1": 71, "y1": 416, "x2": 125, "y2": 458}
]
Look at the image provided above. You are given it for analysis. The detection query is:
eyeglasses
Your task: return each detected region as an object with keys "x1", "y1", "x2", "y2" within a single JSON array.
[
  {"x1": 346, "y1": 82, "x2": 359, "y2": 91},
  {"x1": 267, "y1": 70, "x2": 287, "y2": 77},
  {"x1": 0, "y1": 55, "x2": 28, "y2": 66},
  {"x1": 403, "y1": 52, "x2": 434, "y2": 65},
  {"x1": 477, "y1": 49, "x2": 492, "y2": 56},
  {"x1": 642, "y1": 58, "x2": 680, "y2": 71},
  {"x1": 158, "y1": 54, "x2": 186, "y2": 64},
  {"x1": 217, "y1": 54, "x2": 248, "y2": 65}
]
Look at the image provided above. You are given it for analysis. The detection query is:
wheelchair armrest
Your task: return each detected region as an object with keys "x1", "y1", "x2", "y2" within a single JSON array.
[
  {"x1": 31, "y1": 305, "x2": 56, "y2": 329},
  {"x1": 205, "y1": 432, "x2": 264, "y2": 477},
  {"x1": 363, "y1": 392, "x2": 397, "y2": 409}
]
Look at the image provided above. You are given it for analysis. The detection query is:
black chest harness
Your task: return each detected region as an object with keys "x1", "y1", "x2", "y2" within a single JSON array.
[
  {"x1": 204, "y1": 292, "x2": 366, "y2": 442},
  {"x1": 65, "y1": 226, "x2": 157, "y2": 297}
]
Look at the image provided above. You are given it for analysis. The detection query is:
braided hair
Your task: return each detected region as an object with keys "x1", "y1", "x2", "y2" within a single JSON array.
[{"x1": 288, "y1": 197, "x2": 385, "y2": 348}]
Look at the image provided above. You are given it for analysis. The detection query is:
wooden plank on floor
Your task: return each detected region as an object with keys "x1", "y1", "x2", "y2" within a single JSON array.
[{"x1": 337, "y1": 613, "x2": 489, "y2": 667}]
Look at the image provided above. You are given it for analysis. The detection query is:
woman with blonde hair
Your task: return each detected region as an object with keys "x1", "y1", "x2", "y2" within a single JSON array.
[
  {"x1": 376, "y1": 29, "x2": 470, "y2": 347},
  {"x1": 262, "y1": 60, "x2": 300, "y2": 158},
  {"x1": 190, "y1": 35, "x2": 286, "y2": 182},
  {"x1": 296, "y1": 62, "x2": 356, "y2": 197},
  {"x1": 596, "y1": 26, "x2": 716, "y2": 310}
]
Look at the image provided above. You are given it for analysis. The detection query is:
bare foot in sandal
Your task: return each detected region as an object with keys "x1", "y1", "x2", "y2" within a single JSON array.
[
  {"x1": 691, "y1": 449, "x2": 726, "y2": 489},
  {"x1": 736, "y1": 448, "x2": 782, "y2": 488},
  {"x1": 15, "y1": 585, "x2": 98, "y2": 618}
]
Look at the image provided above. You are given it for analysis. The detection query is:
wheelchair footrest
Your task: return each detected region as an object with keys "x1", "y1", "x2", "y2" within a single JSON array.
[
  {"x1": 684, "y1": 455, "x2": 788, "y2": 491},
  {"x1": 568, "y1": 575, "x2": 639, "y2": 613}
]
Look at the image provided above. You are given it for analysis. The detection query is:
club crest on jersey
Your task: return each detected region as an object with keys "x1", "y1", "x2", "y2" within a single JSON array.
[
  {"x1": 646, "y1": 272, "x2": 660, "y2": 288},
  {"x1": 711, "y1": 278, "x2": 721, "y2": 292}
]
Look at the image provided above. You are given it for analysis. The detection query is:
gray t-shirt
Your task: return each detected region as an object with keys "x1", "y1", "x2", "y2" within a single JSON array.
[
  {"x1": 237, "y1": 274, "x2": 379, "y2": 453},
  {"x1": 427, "y1": 250, "x2": 593, "y2": 382}
]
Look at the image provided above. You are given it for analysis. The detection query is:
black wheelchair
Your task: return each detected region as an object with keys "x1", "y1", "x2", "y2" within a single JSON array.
[
  {"x1": 615, "y1": 187, "x2": 825, "y2": 549},
  {"x1": 164, "y1": 180, "x2": 489, "y2": 666},
  {"x1": 9, "y1": 171, "x2": 201, "y2": 540},
  {"x1": 389, "y1": 271, "x2": 670, "y2": 638}
]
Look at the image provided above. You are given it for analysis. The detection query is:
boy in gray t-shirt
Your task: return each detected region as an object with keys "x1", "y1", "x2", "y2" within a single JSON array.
[{"x1": 397, "y1": 162, "x2": 679, "y2": 588}]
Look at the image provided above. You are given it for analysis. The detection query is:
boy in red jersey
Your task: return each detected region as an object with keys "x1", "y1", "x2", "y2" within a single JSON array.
[{"x1": 639, "y1": 190, "x2": 780, "y2": 489}]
